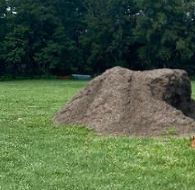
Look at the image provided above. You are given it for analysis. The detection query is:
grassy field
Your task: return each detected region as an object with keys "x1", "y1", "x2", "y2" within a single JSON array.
[{"x1": 1, "y1": 80, "x2": 195, "y2": 190}]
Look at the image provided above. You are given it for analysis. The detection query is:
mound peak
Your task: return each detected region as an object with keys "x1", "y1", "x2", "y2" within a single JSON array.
[{"x1": 54, "y1": 67, "x2": 195, "y2": 136}]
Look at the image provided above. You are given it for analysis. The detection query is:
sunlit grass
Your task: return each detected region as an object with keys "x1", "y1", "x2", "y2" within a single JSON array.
[{"x1": 0, "y1": 80, "x2": 195, "y2": 190}]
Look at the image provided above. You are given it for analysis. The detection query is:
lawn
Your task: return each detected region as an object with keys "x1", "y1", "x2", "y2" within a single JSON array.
[{"x1": 1, "y1": 80, "x2": 195, "y2": 190}]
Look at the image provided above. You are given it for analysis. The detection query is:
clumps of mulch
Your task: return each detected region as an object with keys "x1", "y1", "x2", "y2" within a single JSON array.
[{"x1": 54, "y1": 67, "x2": 195, "y2": 136}]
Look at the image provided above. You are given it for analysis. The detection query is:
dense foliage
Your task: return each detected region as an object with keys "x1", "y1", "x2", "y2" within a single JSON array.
[{"x1": 0, "y1": 0, "x2": 195, "y2": 77}]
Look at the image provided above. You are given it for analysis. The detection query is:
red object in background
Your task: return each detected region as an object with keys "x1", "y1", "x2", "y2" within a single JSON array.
[
  {"x1": 191, "y1": 136, "x2": 195, "y2": 148},
  {"x1": 57, "y1": 76, "x2": 71, "y2": 80}
]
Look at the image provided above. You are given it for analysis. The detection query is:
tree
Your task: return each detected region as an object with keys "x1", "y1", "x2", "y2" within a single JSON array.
[
  {"x1": 0, "y1": 0, "x2": 195, "y2": 77},
  {"x1": 134, "y1": 0, "x2": 195, "y2": 71},
  {"x1": 81, "y1": 0, "x2": 138, "y2": 74}
]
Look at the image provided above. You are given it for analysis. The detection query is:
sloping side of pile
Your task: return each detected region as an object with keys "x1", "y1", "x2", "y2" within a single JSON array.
[{"x1": 54, "y1": 67, "x2": 195, "y2": 136}]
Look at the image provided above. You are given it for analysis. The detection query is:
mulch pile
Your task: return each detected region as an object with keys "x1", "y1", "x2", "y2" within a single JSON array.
[{"x1": 54, "y1": 67, "x2": 195, "y2": 136}]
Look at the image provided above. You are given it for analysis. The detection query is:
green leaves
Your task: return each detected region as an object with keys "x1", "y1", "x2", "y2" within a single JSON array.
[
  {"x1": 0, "y1": 0, "x2": 195, "y2": 77},
  {"x1": 134, "y1": 0, "x2": 195, "y2": 69}
]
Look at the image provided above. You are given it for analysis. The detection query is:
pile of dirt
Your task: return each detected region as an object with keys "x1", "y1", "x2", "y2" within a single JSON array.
[{"x1": 54, "y1": 67, "x2": 195, "y2": 136}]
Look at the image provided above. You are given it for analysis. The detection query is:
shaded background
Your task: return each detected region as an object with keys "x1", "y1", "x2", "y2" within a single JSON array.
[{"x1": 0, "y1": 0, "x2": 195, "y2": 78}]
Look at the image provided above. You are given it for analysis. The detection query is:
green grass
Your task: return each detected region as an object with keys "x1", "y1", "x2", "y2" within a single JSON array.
[{"x1": 1, "y1": 80, "x2": 195, "y2": 190}]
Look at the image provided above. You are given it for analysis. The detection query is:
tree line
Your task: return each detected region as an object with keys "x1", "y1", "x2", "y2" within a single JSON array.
[{"x1": 0, "y1": 0, "x2": 195, "y2": 77}]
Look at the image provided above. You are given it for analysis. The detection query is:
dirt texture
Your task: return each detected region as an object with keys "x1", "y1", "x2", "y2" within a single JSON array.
[{"x1": 54, "y1": 67, "x2": 195, "y2": 136}]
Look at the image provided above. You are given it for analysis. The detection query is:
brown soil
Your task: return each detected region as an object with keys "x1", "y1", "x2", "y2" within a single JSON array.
[{"x1": 54, "y1": 67, "x2": 195, "y2": 136}]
